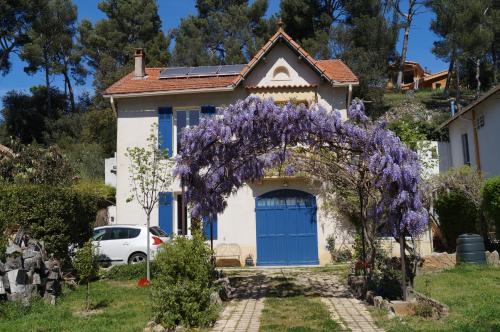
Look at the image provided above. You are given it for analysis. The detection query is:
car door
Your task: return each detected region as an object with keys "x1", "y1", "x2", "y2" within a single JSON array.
[{"x1": 94, "y1": 227, "x2": 130, "y2": 264}]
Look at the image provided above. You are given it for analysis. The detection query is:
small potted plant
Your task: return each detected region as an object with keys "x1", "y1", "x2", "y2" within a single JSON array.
[{"x1": 245, "y1": 254, "x2": 254, "y2": 267}]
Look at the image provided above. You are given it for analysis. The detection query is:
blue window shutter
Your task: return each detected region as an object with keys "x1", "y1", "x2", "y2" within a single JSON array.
[
  {"x1": 158, "y1": 107, "x2": 173, "y2": 157},
  {"x1": 159, "y1": 192, "x2": 173, "y2": 235},
  {"x1": 203, "y1": 216, "x2": 218, "y2": 240},
  {"x1": 201, "y1": 105, "x2": 216, "y2": 116}
]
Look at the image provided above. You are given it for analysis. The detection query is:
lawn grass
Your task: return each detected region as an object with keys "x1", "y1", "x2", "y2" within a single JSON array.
[
  {"x1": 260, "y1": 296, "x2": 343, "y2": 332},
  {"x1": 372, "y1": 264, "x2": 500, "y2": 332},
  {"x1": 0, "y1": 280, "x2": 151, "y2": 332}
]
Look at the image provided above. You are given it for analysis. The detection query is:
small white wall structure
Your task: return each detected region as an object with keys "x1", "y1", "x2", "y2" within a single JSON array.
[{"x1": 105, "y1": 153, "x2": 117, "y2": 188}]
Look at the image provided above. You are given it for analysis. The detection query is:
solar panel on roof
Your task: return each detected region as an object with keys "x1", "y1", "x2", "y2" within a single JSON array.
[
  {"x1": 159, "y1": 67, "x2": 191, "y2": 78},
  {"x1": 218, "y1": 64, "x2": 246, "y2": 75},
  {"x1": 188, "y1": 66, "x2": 220, "y2": 76},
  {"x1": 159, "y1": 64, "x2": 246, "y2": 79}
]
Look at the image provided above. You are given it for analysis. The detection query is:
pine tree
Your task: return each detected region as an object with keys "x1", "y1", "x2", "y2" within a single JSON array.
[
  {"x1": 20, "y1": 0, "x2": 85, "y2": 113},
  {"x1": 78, "y1": 0, "x2": 170, "y2": 93},
  {"x1": 0, "y1": 0, "x2": 40, "y2": 75},
  {"x1": 171, "y1": 0, "x2": 274, "y2": 66}
]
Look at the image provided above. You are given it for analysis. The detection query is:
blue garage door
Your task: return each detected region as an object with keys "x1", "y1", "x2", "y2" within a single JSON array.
[{"x1": 256, "y1": 189, "x2": 319, "y2": 266}]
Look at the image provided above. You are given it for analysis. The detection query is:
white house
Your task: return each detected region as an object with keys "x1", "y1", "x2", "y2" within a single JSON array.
[
  {"x1": 439, "y1": 85, "x2": 500, "y2": 177},
  {"x1": 104, "y1": 28, "x2": 432, "y2": 266}
]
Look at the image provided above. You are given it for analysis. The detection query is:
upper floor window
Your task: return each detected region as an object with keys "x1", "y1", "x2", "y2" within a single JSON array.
[{"x1": 177, "y1": 110, "x2": 200, "y2": 153}]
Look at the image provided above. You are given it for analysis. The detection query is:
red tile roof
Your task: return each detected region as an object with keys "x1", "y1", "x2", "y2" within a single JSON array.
[
  {"x1": 105, "y1": 68, "x2": 238, "y2": 95},
  {"x1": 104, "y1": 28, "x2": 358, "y2": 96}
]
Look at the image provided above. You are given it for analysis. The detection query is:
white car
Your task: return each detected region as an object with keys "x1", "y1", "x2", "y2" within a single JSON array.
[{"x1": 92, "y1": 225, "x2": 169, "y2": 265}]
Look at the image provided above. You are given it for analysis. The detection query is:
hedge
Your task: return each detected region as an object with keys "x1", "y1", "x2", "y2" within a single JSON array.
[
  {"x1": 435, "y1": 190, "x2": 479, "y2": 251},
  {"x1": 482, "y1": 176, "x2": 500, "y2": 239},
  {"x1": 0, "y1": 181, "x2": 113, "y2": 263}
]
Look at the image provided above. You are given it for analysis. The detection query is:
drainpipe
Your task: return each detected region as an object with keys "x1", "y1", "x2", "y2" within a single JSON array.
[
  {"x1": 450, "y1": 100, "x2": 455, "y2": 116},
  {"x1": 471, "y1": 108, "x2": 482, "y2": 172},
  {"x1": 347, "y1": 84, "x2": 353, "y2": 106}
]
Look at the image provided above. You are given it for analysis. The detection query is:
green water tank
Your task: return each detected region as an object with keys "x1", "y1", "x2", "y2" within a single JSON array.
[{"x1": 456, "y1": 233, "x2": 486, "y2": 264}]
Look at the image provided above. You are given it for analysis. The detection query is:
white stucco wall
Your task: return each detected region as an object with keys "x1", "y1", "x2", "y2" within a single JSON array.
[
  {"x1": 444, "y1": 89, "x2": 500, "y2": 177},
  {"x1": 475, "y1": 90, "x2": 500, "y2": 177}
]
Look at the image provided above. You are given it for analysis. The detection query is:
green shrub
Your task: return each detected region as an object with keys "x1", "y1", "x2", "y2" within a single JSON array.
[
  {"x1": 73, "y1": 240, "x2": 99, "y2": 310},
  {"x1": 435, "y1": 190, "x2": 479, "y2": 251},
  {"x1": 0, "y1": 182, "x2": 112, "y2": 263},
  {"x1": 101, "y1": 262, "x2": 158, "y2": 280},
  {"x1": 151, "y1": 232, "x2": 219, "y2": 328},
  {"x1": 482, "y1": 176, "x2": 500, "y2": 239}
]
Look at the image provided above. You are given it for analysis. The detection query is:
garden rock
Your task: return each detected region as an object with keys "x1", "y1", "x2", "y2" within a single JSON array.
[
  {"x1": 210, "y1": 291, "x2": 222, "y2": 306},
  {"x1": 485, "y1": 251, "x2": 499, "y2": 266},
  {"x1": 389, "y1": 300, "x2": 416, "y2": 316},
  {"x1": 0, "y1": 230, "x2": 62, "y2": 305}
]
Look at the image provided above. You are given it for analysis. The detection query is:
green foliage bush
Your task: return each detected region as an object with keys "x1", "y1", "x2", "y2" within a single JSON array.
[
  {"x1": 0, "y1": 182, "x2": 113, "y2": 263},
  {"x1": 151, "y1": 232, "x2": 219, "y2": 328},
  {"x1": 101, "y1": 262, "x2": 158, "y2": 280},
  {"x1": 435, "y1": 190, "x2": 479, "y2": 250},
  {"x1": 482, "y1": 176, "x2": 500, "y2": 239},
  {"x1": 73, "y1": 240, "x2": 99, "y2": 310}
]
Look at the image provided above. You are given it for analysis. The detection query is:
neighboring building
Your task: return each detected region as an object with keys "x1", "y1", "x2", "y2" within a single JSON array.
[
  {"x1": 104, "y1": 28, "x2": 432, "y2": 266},
  {"x1": 387, "y1": 61, "x2": 448, "y2": 91},
  {"x1": 105, "y1": 153, "x2": 117, "y2": 188},
  {"x1": 438, "y1": 85, "x2": 500, "y2": 177}
]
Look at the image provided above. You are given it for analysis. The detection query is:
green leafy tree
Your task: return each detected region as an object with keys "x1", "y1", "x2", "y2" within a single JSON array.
[
  {"x1": 482, "y1": 176, "x2": 500, "y2": 239},
  {"x1": 429, "y1": 0, "x2": 494, "y2": 100},
  {"x1": 127, "y1": 124, "x2": 174, "y2": 281},
  {"x1": 335, "y1": 0, "x2": 398, "y2": 116},
  {"x1": 280, "y1": 0, "x2": 343, "y2": 59},
  {"x1": 0, "y1": 0, "x2": 39, "y2": 75},
  {"x1": 78, "y1": 0, "x2": 170, "y2": 92},
  {"x1": 171, "y1": 0, "x2": 274, "y2": 66},
  {"x1": 21, "y1": 0, "x2": 85, "y2": 113},
  {"x1": 1, "y1": 86, "x2": 67, "y2": 144},
  {"x1": 73, "y1": 239, "x2": 99, "y2": 311}
]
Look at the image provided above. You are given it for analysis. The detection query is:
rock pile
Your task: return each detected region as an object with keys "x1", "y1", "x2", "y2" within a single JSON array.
[{"x1": 0, "y1": 231, "x2": 62, "y2": 305}]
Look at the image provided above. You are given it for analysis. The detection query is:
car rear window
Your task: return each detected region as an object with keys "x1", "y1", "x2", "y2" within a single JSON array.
[
  {"x1": 128, "y1": 228, "x2": 141, "y2": 238},
  {"x1": 150, "y1": 226, "x2": 168, "y2": 237}
]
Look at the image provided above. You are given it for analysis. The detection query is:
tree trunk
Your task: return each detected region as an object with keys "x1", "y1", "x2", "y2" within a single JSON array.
[
  {"x1": 476, "y1": 58, "x2": 481, "y2": 98},
  {"x1": 444, "y1": 56, "x2": 454, "y2": 97},
  {"x1": 397, "y1": 13, "x2": 412, "y2": 89},
  {"x1": 146, "y1": 213, "x2": 151, "y2": 281},
  {"x1": 358, "y1": 189, "x2": 367, "y2": 277},
  {"x1": 62, "y1": 63, "x2": 76, "y2": 113},
  {"x1": 400, "y1": 236, "x2": 407, "y2": 301},
  {"x1": 43, "y1": 51, "x2": 52, "y2": 116},
  {"x1": 455, "y1": 60, "x2": 461, "y2": 109},
  {"x1": 86, "y1": 281, "x2": 90, "y2": 311},
  {"x1": 492, "y1": 42, "x2": 498, "y2": 85}
]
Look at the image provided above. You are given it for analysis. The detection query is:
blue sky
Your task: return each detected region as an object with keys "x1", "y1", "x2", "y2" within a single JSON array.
[{"x1": 0, "y1": 0, "x2": 447, "y2": 107}]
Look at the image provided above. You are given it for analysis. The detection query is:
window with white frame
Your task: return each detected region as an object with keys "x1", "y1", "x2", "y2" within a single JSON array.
[{"x1": 176, "y1": 109, "x2": 200, "y2": 153}]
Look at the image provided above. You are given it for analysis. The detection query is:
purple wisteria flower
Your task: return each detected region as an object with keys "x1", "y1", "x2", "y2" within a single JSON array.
[{"x1": 174, "y1": 96, "x2": 428, "y2": 237}]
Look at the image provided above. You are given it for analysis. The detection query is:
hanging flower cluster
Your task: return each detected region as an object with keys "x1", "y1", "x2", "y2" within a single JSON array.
[{"x1": 174, "y1": 96, "x2": 427, "y2": 237}]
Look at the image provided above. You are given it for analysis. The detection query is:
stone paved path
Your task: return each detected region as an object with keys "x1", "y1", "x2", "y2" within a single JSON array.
[
  {"x1": 322, "y1": 297, "x2": 384, "y2": 332},
  {"x1": 211, "y1": 298, "x2": 264, "y2": 332},
  {"x1": 211, "y1": 268, "x2": 384, "y2": 332}
]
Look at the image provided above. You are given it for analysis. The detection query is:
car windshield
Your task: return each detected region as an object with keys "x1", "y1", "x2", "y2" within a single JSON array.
[
  {"x1": 150, "y1": 226, "x2": 168, "y2": 237},
  {"x1": 92, "y1": 229, "x2": 106, "y2": 241}
]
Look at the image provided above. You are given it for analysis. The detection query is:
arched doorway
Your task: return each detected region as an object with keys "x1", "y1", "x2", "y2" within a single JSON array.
[{"x1": 255, "y1": 189, "x2": 319, "y2": 266}]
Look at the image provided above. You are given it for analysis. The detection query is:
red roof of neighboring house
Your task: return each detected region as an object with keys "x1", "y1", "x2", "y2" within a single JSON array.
[{"x1": 104, "y1": 28, "x2": 358, "y2": 97}]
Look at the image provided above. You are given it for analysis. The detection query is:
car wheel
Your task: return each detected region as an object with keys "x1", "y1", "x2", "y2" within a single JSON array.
[{"x1": 128, "y1": 252, "x2": 147, "y2": 264}]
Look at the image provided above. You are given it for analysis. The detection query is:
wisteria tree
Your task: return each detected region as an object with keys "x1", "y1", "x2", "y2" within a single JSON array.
[{"x1": 175, "y1": 97, "x2": 427, "y2": 300}]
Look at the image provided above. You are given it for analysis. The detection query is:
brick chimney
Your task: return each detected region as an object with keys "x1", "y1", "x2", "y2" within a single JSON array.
[{"x1": 134, "y1": 48, "x2": 145, "y2": 78}]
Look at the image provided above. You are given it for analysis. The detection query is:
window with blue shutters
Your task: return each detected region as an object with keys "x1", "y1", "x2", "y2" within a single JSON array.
[
  {"x1": 159, "y1": 192, "x2": 173, "y2": 235},
  {"x1": 203, "y1": 216, "x2": 218, "y2": 240},
  {"x1": 158, "y1": 107, "x2": 173, "y2": 157}
]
